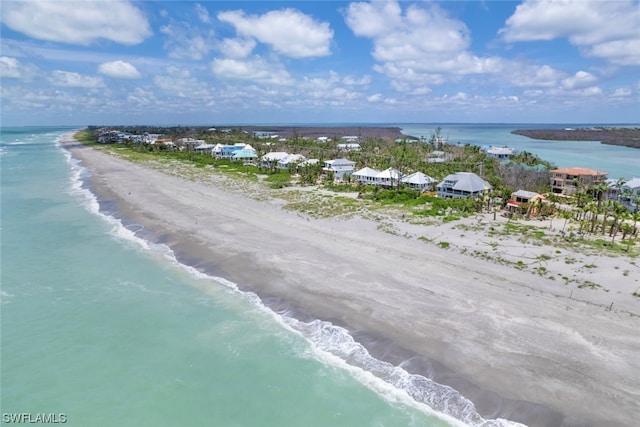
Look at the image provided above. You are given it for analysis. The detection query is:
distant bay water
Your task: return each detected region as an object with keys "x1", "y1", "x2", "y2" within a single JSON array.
[
  {"x1": 1, "y1": 126, "x2": 520, "y2": 427},
  {"x1": 396, "y1": 123, "x2": 639, "y2": 179}
]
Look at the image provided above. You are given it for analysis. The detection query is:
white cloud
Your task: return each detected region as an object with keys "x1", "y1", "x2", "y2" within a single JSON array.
[
  {"x1": 342, "y1": 75, "x2": 372, "y2": 86},
  {"x1": 50, "y1": 70, "x2": 103, "y2": 88},
  {"x1": 0, "y1": 56, "x2": 22, "y2": 78},
  {"x1": 301, "y1": 73, "x2": 339, "y2": 92},
  {"x1": 98, "y1": 61, "x2": 141, "y2": 79},
  {"x1": 346, "y1": 2, "x2": 472, "y2": 59},
  {"x1": 211, "y1": 56, "x2": 292, "y2": 85},
  {"x1": 195, "y1": 4, "x2": 211, "y2": 24},
  {"x1": 580, "y1": 86, "x2": 603, "y2": 96},
  {"x1": 344, "y1": 1, "x2": 506, "y2": 93},
  {"x1": 500, "y1": 0, "x2": 640, "y2": 66},
  {"x1": 217, "y1": 8, "x2": 333, "y2": 58},
  {"x1": 508, "y1": 64, "x2": 564, "y2": 88},
  {"x1": 367, "y1": 93, "x2": 383, "y2": 103},
  {"x1": 0, "y1": 0, "x2": 151, "y2": 45},
  {"x1": 588, "y1": 39, "x2": 640, "y2": 66},
  {"x1": 345, "y1": 1, "x2": 403, "y2": 37},
  {"x1": 160, "y1": 24, "x2": 215, "y2": 60},
  {"x1": 153, "y1": 66, "x2": 214, "y2": 102},
  {"x1": 562, "y1": 71, "x2": 597, "y2": 90},
  {"x1": 126, "y1": 88, "x2": 157, "y2": 106},
  {"x1": 611, "y1": 88, "x2": 632, "y2": 98},
  {"x1": 218, "y1": 38, "x2": 256, "y2": 59}
]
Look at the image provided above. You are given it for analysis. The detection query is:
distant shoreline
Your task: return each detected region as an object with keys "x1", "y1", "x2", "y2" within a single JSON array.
[
  {"x1": 86, "y1": 124, "x2": 414, "y2": 141},
  {"x1": 512, "y1": 127, "x2": 640, "y2": 149},
  {"x1": 232, "y1": 125, "x2": 413, "y2": 140}
]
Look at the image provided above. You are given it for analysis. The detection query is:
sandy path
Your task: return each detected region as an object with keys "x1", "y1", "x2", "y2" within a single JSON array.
[{"x1": 64, "y1": 139, "x2": 640, "y2": 427}]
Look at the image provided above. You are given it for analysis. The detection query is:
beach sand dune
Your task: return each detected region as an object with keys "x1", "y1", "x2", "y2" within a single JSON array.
[{"x1": 63, "y1": 137, "x2": 640, "y2": 427}]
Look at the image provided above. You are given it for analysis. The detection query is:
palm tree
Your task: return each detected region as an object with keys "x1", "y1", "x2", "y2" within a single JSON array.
[
  {"x1": 586, "y1": 182, "x2": 608, "y2": 234},
  {"x1": 628, "y1": 211, "x2": 640, "y2": 253},
  {"x1": 609, "y1": 202, "x2": 628, "y2": 243},
  {"x1": 561, "y1": 209, "x2": 574, "y2": 232},
  {"x1": 585, "y1": 201, "x2": 598, "y2": 233},
  {"x1": 613, "y1": 177, "x2": 626, "y2": 204},
  {"x1": 601, "y1": 199, "x2": 615, "y2": 235}
]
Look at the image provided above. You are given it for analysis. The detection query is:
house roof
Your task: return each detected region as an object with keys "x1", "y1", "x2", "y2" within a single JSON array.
[
  {"x1": 261, "y1": 152, "x2": 289, "y2": 161},
  {"x1": 325, "y1": 158, "x2": 356, "y2": 165},
  {"x1": 552, "y1": 167, "x2": 607, "y2": 176},
  {"x1": 486, "y1": 146, "x2": 515, "y2": 155},
  {"x1": 402, "y1": 171, "x2": 436, "y2": 185},
  {"x1": 622, "y1": 177, "x2": 640, "y2": 190},
  {"x1": 337, "y1": 143, "x2": 361, "y2": 148},
  {"x1": 353, "y1": 167, "x2": 379, "y2": 178},
  {"x1": 299, "y1": 159, "x2": 320, "y2": 166},
  {"x1": 278, "y1": 154, "x2": 306, "y2": 165},
  {"x1": 232, "y1": 148, "x2": 258, "y2": 159},
  {"x1": 195, "y1": 143, "x2": 215, "y2": 150},
  {"x1": 439, "y1": 172, "x2": 492, "y2": 192},
  {"x1": 512, "y1": 190, "x2": 540, "y2": 199},
  {"x1": 376, "y1": 168, "x2": 401, "y2": 180}
]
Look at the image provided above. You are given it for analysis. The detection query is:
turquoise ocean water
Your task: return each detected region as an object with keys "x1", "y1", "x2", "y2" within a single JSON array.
[{"x1": 1, "y1": 127, "x2": 517, "y2": 427}]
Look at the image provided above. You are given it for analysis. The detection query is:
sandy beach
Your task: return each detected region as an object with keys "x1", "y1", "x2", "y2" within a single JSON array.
[{"x1": 63, "y1": 135, "x2": 640, "y2": 427}]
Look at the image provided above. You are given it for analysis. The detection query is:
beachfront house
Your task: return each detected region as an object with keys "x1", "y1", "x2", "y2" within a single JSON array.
[
  {"x1": 550, "y1": 167, "x2": 608, "y2": 195},
  {"x1": 506, "y1": 190, "x2": 546, "y2": 215},
  {"x1": 231, "y1": 148, "x2": 258, "y2": 162},
  {"x1": 213, "y1": 143, "x2": 251, "y2": 159},
  {"x1": 375, "y1": 168, "x2": 402, "y2": 188},
  {"x1": 352, "y1": 167, "x2": 379, "y2": 185},
  {"x1": 260, "y1": 152, "x2": 289, "y2": 169},
  {"x1": 278, "y1": 154, "x2": 307, "y2": 170},
  {"x1": 322, "y1": 158, "x2": 356, "y2": 180},
  {"x1": 341, "y1": 136, "x2": 359, "y2": 143},
  {"x1": 619, "y1": 177, "x2": 640, "y2": 212},
  {"x1": 336, "y1": 143, "x2": 361, "y2": 152},
  {"x1": 436, "y1": 172, "x2": 492, "y2": 199},
  {"x1": 401, "y1": 172, "x2": 437, "y2": 193},
  {"x1": 194, "y1": 142, "x2": 215, "y2": 153},
  {"x1": 485, "y1": 146, "x2": 515, "y2": 160},
  {"x1": 253, "y1": 131, "x2": 278, "y2": 139}
]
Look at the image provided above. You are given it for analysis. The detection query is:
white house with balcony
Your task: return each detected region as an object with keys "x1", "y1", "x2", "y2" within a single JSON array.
[
  {"x1": 277, "y1": 154, "x2": 306, "y2": 170},
  {"x1": 260, "y1": 152, "x2": 290, "y2": 168},
  {"x1": 485, "y1": 146, "x2": 515, "y2": 159},
  {"x1": 401, "y1": 172, "x2": 437, "y2": 193},
  {"x1": 352, "y1": 167, "x2": 379, "y2": 185},
  {"x1": 437, "y1": 172, "x2": 492, "y2": 199},
  {"x1": 375, "y1": 168, "x2": 402, "y2": 188},
  {"x1": 322, "y1": 158, "x2": 356, "y2": 180}
]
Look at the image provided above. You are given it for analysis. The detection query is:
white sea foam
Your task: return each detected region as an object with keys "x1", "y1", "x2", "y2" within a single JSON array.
[
  {"x1": 59, "y1": 136, "x2": 153, "y2": 254},
  {"x1": 58, "y1": 134, "x2": 525, "y2": 427},
  {"x1": 282, "y1": 318, "x2": 526, "y2": 427},
  {"x1": 0, "y1": 290, "x2": 14, "y2": 304}
]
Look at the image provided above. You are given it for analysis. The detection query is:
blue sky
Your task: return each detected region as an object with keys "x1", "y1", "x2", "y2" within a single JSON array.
[{"x1": 1, "y1": 0, "x2": 639, "y2": 126}]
